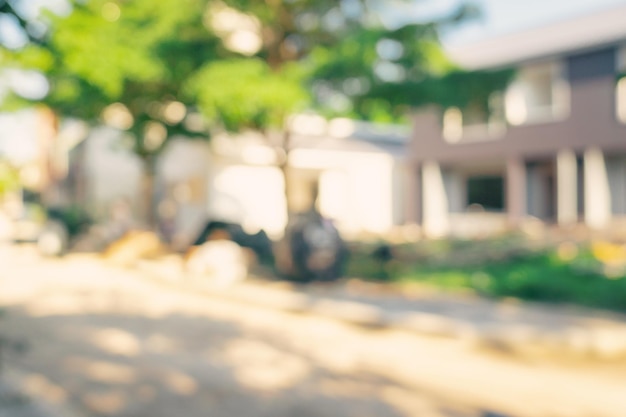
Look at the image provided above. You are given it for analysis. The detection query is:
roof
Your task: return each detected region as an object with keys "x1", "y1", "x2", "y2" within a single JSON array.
[
  {"x1": 210, "y1": 118, "x2": 409, "y2": 164},
  {"x1": 290, "y1": 118, "x2": 409, "y2": 159},
  {"x1": 290, "y1": 134, "x2": 407, "y2": 159},
  {"x1": 445, "y1": 4, "x2": 626, "y2": 70}
]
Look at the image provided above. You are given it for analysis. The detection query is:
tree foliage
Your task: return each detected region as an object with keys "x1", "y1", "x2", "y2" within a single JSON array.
[
  {"x1": 2, "y1": 0, "x2": 511, "y2": 142},
  {"x1": 190, "y1": 0, "x2": 505, "y2": 126},
  {"x1": 0, "y1": 0, "x2": 516, "y2": 222},
  {"x1": 2, "y1": 0, "x2": 222, "y2": 160},
  {"x1": 186, "y1": 59, "x2": 307, "y2": 132}
]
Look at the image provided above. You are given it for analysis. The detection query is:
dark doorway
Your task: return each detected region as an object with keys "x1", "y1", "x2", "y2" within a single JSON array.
[{"x1": 467, "y1": 176, "x2": 505, "y2": 210}]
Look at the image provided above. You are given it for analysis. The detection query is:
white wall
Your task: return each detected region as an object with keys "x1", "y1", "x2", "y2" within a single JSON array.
[
  {"x1": 207, "y1": 147, "x2": 400, "y2": 238},
  {"x1": 84, "y1": 127, "x2": 142, "y2": 219},
  {"x1": 290, "y1": 148, "x2": 397, "y2": 235},
  {"x1": 82, "y1": 126, "x2": 405, "y2": 239},
  {"x1": 207, "y1": 162, "x2": 287, "y2": 239},
  {"x1": 83, "y1": 132, "x2": 211, "y2": 239},
  {"x1": 157, "y1": 139, "x2": 211, "y2": 243},
  {"x1": 347, "y1": 155, "x2": 394, "y2": 234},
  {"x1": 318, "y1": 169, "x2": 350, "y2": 223}
]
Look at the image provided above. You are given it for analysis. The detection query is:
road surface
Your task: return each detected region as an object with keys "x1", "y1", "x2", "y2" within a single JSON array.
[{"x1": 1, "y1": 247, "x2": 625, "y2": 417}]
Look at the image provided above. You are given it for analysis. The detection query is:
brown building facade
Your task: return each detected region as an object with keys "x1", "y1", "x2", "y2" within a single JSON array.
[{"x1": 408, "y1": 7, "x2": 626, "y2": 237}]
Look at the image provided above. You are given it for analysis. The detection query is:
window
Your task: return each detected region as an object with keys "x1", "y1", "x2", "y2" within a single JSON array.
[
  {"x1": 467, "y1": 176, "x2": 504, "y2": 211},
  {"x1": 443, "y1": 92, "x2": 506, "y2": 143},
  {"x1": 505, "y1": 61, "x2": 569, "y2": 125}
]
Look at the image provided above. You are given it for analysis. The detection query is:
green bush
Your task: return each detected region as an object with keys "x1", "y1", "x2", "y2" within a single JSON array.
[
  {"x1": 47, "y1": 205, "x2": 92, "y2": 237},
  {"x1": 346, "y1": 237, "x2": 626, "y2": 312},
  {"x1": 399, "y1": 248, "x2": 626, "y2": 311}
]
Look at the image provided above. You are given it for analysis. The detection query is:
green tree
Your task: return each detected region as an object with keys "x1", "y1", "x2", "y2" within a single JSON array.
[
  {"x1": 184, "y1": 58, "x2": 308, "y2": 210},
  {"x1": 4, "y1": 0, "x2": 512, "y2": 226},
  {"x1": 187, "y1": 0, "x2": 493, "y2": 214},
  {"x1": 2, "y1": 0, "x2": 223, "y2": 224}
]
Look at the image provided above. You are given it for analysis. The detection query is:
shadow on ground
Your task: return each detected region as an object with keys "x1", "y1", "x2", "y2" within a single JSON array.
[{"x1": 0, "y1": 305, "x2": 513, "y2": 417}]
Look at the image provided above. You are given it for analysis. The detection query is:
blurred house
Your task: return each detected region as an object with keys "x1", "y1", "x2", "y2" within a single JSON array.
[
  {"x1": 207, "y1": 117, "x2": 409, "y2": 241},
  {"x1": 74, "y1": 128, "x2": 210, "y2": 244},
  {"x1": 409, "y1": 5, "x2": 626, "y2": 238},
  {"x1": 76, "y1": 126, "x2": 144, "y2": 218},
  {"x1": 74, "y1": 117, "x2": 409, "y2": 245}
]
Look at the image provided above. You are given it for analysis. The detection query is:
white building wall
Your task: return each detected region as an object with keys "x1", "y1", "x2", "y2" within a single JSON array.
[
  {"x1": 157, "y1": 139, "x2": 211, "y2": 243},
  {"x1": 207, "y1": 162, "x2": 287, "y2": 239},
  {"x1": 318, "y1": 169, "x2": 350, "y2": 224},
  {"x1": 84, "y1": 127, "x2": 142, "y2": 219},
  {"x1": 347, "y1": 154, "x2": 395, "y2": 234},
  {"x1": 289, "y1": 148, "x2": 398, "y2": 236},
  {"x1": 80, "y1": 123, "x2": 406, "y2": 240}
]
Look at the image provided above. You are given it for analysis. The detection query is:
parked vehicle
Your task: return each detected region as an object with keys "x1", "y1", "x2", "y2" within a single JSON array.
[
  {"x1": 274, "y1": 210, "x2": 348, "y2": 283},
  {"x1": 191, "y1": 220, "x2": 274, "y2": 266}
]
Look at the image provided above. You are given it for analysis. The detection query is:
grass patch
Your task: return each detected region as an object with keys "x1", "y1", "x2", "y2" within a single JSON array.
[{"x1": 345, "y1": 238, "x2": 626, "y2": 312}]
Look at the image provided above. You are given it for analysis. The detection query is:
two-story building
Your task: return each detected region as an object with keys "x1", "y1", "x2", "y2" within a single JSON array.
[{"x1": 407, "y1": 5, "x2": 626, "y2": 238}]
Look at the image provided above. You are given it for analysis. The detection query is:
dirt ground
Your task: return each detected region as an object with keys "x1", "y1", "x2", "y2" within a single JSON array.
[{"x1": 1, "y1": 246, "x2": 625, "y2": 417}]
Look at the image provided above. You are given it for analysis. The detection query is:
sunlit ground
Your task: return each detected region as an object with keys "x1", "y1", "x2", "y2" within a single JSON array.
[{"x1": 1, "y1": 246, "x2": 626, "y2": 417}]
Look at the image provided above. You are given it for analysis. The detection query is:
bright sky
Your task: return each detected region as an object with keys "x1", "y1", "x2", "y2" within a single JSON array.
[
  {"x1": 441, "y1": 0, "x2": 626, "y2": 46},
  {"x1": 382, "y1": 0, "x2": 626, "y2": 46}
]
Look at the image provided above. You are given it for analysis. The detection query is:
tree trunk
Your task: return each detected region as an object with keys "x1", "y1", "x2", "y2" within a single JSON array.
[
  {"x1": 36, "y1": 106, "x2": 61, "y2": 206},
  {"x1": 72, "y1": 140, "x2": 88, "y2": 207},
  {"x1": 140, "y1": 155, "x2": 158, "y2": 229},
  {"x1": 278, "y1": 127, "x2": 293, "y2": 220}
]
